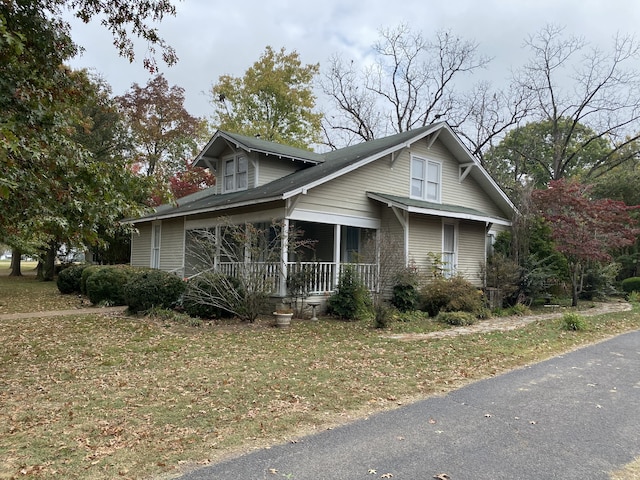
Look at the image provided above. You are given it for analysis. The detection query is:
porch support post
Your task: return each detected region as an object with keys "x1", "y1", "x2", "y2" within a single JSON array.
[
  {"x1": 279, "y1": 218, "x2": 289, "y2": 297},
  {"x1": 333, "y1": 224, "x2": 341, "y2": 288}
]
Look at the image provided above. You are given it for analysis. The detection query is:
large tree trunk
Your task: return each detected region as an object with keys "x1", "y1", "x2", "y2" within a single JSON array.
[
  {"x1": 9, "y1": 248, "x2": 22, "y2": 276},
  {"x1": 42, "y1": 243, "x2": 57, "y2": 281}
]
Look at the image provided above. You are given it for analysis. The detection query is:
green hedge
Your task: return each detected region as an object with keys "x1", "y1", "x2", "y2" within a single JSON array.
[
  {"x1": 57, "y1": 264, "x2": 90, "y2": 294},
  {"x1": 124, "y1": 270, "x2": 186, "y2": 313},
  {"x1": 85, "y1": 265, "x2": 136, "y2": 306},
  {"x1": 621, "y1": 277, "x2": 640, "y2": 294}
]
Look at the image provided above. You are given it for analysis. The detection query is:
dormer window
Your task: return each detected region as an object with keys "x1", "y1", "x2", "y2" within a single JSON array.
[
  {"x1": 223, "y1": 155, "x2": 248, "y2": 192},
  {"x1": 411, "y1": 155, "x2": 441, "y2": 202}
]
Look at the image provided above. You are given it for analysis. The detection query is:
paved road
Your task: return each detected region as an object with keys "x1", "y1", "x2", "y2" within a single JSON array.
[{"x1": 179, "y1": 330, "x2": 640, "y2": 480}]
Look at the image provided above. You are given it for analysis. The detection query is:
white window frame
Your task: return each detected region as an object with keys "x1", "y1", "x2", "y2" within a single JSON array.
[
  {"x1": 411, "y1": 155, "x2": 441, "y2": 203},
  {"x1": 442, "y1": 222, "x2": 458, "y2": 278},
  {"x1": 222, "y1": 154, "x2": 248, "y2": 193},
  {"x1": 151, "y1": 221, "x2": 161, "y2": 269}
]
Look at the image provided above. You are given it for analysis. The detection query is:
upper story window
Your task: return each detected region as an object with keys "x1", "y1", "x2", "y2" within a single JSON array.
[
  {"x1": 223, "y1": 155, "x2": 248, "y2": 192},
  {"x1": 411, "y1": 156, "x2": 441, "y2": 202}
]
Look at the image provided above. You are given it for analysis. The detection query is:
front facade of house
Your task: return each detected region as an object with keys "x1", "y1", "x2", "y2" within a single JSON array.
[{"x1": 127, "y1": 123, "x2": 515, "y2": 298}]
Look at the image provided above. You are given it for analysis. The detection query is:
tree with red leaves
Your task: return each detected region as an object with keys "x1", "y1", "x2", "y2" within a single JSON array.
[{"x1": 533, "y1": 179, "x2": 640, "y2": 306}]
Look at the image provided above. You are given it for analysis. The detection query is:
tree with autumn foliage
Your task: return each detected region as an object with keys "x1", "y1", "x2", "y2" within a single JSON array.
[
  {"x1": 533, "y1": 179, "x2": 640, "y2": 306},
  {"x1": 118, "y1": 74, "x2": 209, "y2": 178},
  {"x1": 211, "y1": 46, "x2": 323, "y2": 149}
]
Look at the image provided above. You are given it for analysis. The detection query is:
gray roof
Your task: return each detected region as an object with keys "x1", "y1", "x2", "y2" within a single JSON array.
[
  {"x1": 367, "y1": 192, "x2": 512, "y2": 226},
  {"x1": 195, "y1": 130, "x2": 325, "y2": 167},
  {"x1": 129, "y1": 123, "x2": 515, "y2": 223}
]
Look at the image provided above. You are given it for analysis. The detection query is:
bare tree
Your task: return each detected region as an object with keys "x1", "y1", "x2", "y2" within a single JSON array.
[
  {"x1": 457, "y1": 80, "x2": 534, "y2": 164},
  {"x1": 320, "y1": 24, "x2": 491, "y2": 146},
  {"x1": 514, "y1": 24, "x2": 640, "y2": 181}
]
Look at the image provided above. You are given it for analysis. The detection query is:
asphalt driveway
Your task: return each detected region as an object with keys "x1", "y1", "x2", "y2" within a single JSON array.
[{"x1": 179, "y1": 330, "x2": 640, "y2": 480}]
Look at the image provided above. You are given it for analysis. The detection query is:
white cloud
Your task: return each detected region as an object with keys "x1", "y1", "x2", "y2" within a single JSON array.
[{"x1": 64, "y1": 0, "x2": 640, "y2": 120}]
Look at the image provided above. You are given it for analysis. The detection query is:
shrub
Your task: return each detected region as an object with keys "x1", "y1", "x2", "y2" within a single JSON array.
[
  {"x1": 391, "y1": 283, "x2": 419, "y2": 312},
  {"x1": 436, "y1": 311, "x2": 477, "y2": 326},
  {"x1": 182, "y1": 273, "x2": 239, "y2": 319},
  {"x1": 628, "y1": 291, "x2": 640, "y2": 303},
  {"x1": 621, "y1": 277, "x2": 640, "y2": 294},
  {"x1": 420, "y1": 276, "x2": 483, "y2": 317},
  {"x1": 57, "y1": 264, "x2": 90, "y2": 294},
  {"x1": 85, "y1": 265, "x2": 134, "y2": 306},
  {"x1": 80, "y1": 265, "x2": 106, "y2": 294},
  {"x1": 124, "y1": 270, "x2": 186, "y2": 313},
  {"x1": 327, "y1": 265, "x2": 372, "y2": 320},
  {"x1": 373, "y1": 303, "x2": 395, "y2": 329},
  {"x1": 561, "y1": 312, "x2": 587, "y2": 331}
]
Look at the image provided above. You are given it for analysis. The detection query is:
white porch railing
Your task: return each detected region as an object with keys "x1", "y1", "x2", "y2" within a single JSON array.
[{"x1": 195, "y1": 261, "x2": 378, "y2": 294}]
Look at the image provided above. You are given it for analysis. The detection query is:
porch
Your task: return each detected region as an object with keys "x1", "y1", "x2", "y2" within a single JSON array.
[{"x1": 214, "y1": 261, "x2": 378, "y2": 295}]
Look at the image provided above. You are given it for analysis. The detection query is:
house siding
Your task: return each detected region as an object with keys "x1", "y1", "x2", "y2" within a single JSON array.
[
  {"x1": 258, "y1": 158, "x2": 300, "y2": 185},
  {"x1": 294, "y1": 138, "x2": 509, "y2": 221},
  {"x1": 407, "y1": 214, "x2": 443, "y2": 275},
  {"x1": 159, "y1": 218, "x2": 185, "y2": 273},
  {"x1": 131, "y1": 224, "x2": 152, "y2": 268},
  {"x1": 457, "y1": 220, "x2": 486, "y2": 286}
]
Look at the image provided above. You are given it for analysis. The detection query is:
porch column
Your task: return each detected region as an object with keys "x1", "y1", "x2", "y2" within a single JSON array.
[
  {"x1": 333, "y1": 224, "x2": 341, "y2": 288},
  {"x1": 279, "y1": 218, "x2": 289, "y2": 297}
]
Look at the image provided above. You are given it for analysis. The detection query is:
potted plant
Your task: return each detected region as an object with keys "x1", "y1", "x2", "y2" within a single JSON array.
[{"x1": 273, "y1": 308, "x2": 293, "y2": 328}]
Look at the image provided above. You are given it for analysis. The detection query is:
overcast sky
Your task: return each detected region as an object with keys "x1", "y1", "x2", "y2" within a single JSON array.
[{"x1": 65, "y1": 0, "x2": 640, "y2": 120}]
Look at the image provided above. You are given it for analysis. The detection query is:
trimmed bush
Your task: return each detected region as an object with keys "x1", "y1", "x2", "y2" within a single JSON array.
[
  {"x1": 621, "y1": 277, "x2": 640, "y2": 294},
  {"x1": 182, "y1": 273, "x2": 239, "y2": 319},
  {"x1": 124, "y1": 269, "x2": 186, "y2": 313},
  {"x1": 327, "y1": 265, "x2": 372, "y2": 321},
  {"x1": 85, "y1": 265, "x2": 135, "y2": 306},
  {"x1": 57, "y1": 264, "x2": 90, "y2": 294},
  {"x1": 391, "y1": 283, "x2": 419, "y2": 312},
  {"x1": 80, "y1": 265, "x2": 106, "y2": 295},
  {"x1": 420, "y1": 276, "x2": 483, "y2": 317},
  {"x1": 436, "y1": 311, "x2": 477, "y2": 326}
]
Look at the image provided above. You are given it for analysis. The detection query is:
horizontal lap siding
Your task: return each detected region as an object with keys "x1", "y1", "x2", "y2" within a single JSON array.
[
  {"x1": 457, "y1": 221, "x2": 486, "y2": 286},
  {"x1": 407, "y1": 214, "x2": 442, "y2": 274},
  {"x1": 425, "y1": 141, "x2": 509, "y2": 219},
  {"x1": 258, "y1": 160, "x2": 299, "y2": 185},
  {"x1": 297, "y1": 151, "x2": 410, "y2": 218},
  {"x1": 131, "y1": 224, "x2": 152, "y2": 268},
  {"x1": 159, "y1": 218, "x2": 185, "y2": 273}
]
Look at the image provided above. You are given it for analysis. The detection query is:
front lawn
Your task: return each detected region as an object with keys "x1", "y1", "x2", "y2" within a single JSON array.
[{"x1": 1, "y1": 276, "x2": 639, "y2": 479}]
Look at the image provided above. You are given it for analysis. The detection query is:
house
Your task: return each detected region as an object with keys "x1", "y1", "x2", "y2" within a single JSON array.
[{"x1": 125, "y1": 122, "x2": 515, "y2": 302}]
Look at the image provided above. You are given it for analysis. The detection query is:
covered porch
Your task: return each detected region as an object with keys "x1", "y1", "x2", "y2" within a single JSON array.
[{"x1": 184, "y1": 219, "x2": 379, "y2": 297}]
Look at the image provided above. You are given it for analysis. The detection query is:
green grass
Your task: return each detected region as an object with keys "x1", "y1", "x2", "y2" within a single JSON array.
[{"x1": 1, "y1": 276, "x2": 639, "y2": 479}]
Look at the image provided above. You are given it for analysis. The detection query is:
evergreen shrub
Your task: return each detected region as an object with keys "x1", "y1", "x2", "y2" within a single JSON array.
[{"x1": 124, "y1": 269, "x2": 186, "y2": 313}]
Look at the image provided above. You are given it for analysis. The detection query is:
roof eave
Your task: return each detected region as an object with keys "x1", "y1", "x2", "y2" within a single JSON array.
[
  {"x1": 124, "y1": 195, "x2": 285, "y2": 224},
  {"x1": 367, "y1": 192, "x2": 512, "y2": 227}
]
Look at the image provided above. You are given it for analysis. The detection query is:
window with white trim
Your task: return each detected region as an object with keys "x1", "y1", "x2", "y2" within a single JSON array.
[
  {"x1": 223, "y1": 155, "x2": 248, "y2": 192},
  {"x1": 151, "y1": 222, "x2": 161, "y2": 269},
  {"x1": 442, "y1": 223, "x2": 457, "y2": 278},
  {"x1": 411, "y1": 156, "x2": 441, "y2": 202}
]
